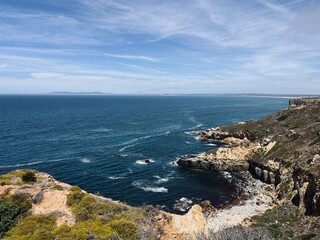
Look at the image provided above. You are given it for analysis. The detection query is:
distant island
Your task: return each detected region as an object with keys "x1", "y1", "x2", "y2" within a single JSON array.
[{"x1": 47, "y1": 91, "x2": 111, "y2": 95}]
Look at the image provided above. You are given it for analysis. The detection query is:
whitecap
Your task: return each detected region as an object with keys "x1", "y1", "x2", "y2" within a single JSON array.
[
  {"x1": 80, "y1": 158, "x2": 91, "y2": 163},
  {"x1": 0, "y1": 158, "x2": 66, "y2": 168},
  {"x1": 153, "y1": 175, "x2": 170, "y2": 184},
  {"x1": 108, "y1": 176, "x2": 125, "y2": 180},
  {"x1": 91, "y1": 128, "x2": 112, "y2": 132},
  {"x1": 184, "y1": 131, "x2": 197, "y2": 135},
  {"x1": 221, "y1": 171, "x2": 232, "y2": 178},
  {"x1": 0, "y1": 161, "x2": 43, "y2": 168},
  {"x1": 206, "y1": 143, "x2": 217, "y2": 146},
  {"x1": 119, "y1": 144, "x2": 135, "y2": 152},
  {"x1": 132, "y1": 180, "x2": 168, "y2": 193},
  {"x1": 120, "y1": 153, "x2": 128, "y2": 157},
  {"x1": 168, "y1": 160, "x2": 178, "y2": 167},
  {"x1": 135, "y1": 159, "x2": 155, "y2": 165}
]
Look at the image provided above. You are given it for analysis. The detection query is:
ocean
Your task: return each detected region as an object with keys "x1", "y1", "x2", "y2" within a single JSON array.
[{"x1": 0, "y1": 95, "x2": 288, "y2": 212}]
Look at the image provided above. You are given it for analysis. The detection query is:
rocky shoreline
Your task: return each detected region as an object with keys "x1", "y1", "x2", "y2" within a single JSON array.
[
  {"x1": 1, "y1": 97, "x2": 319, "y2": 239},
  {"x1": 172, "y1": 97, "x2": 320, "y2": 239}
]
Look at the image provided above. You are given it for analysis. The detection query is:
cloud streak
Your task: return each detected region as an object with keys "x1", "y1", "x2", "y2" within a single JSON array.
[{"x1": 0, "y1": 0, "x2": 319, "y2": 94}]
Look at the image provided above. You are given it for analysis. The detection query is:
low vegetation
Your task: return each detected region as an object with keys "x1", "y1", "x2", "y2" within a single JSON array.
[
  {"x1": 0, "y1": 199, "x2": 28, "y2": 238},
  {"x1": 51, "y1": 184, "x2": 64, "y2": 191},
  {"x1": 0, "y1": 172, "x2": 159, "y2": 239}
]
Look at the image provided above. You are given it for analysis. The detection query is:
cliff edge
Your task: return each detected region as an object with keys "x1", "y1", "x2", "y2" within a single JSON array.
[{"x1": 178, "y1": 97, "x2": 320, "y2": 239}]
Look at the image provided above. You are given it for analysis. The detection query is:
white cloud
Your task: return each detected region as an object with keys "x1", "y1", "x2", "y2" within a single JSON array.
[{"x1": 0, "y1": 0, "x2": 319, "y2": 94}]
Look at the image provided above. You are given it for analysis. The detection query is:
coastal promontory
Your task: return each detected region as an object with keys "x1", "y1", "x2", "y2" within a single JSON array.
[{"x1": 1, "y1": 97, "x2": 319, "y2": 239}]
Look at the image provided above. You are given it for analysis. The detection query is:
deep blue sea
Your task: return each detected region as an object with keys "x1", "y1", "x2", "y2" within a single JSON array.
[{"x1": 0, "y1": 95, "x2": 288, "y2": 212}]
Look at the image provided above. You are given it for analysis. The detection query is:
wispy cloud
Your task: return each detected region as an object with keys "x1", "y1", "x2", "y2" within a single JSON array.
[{"x1": 0, "y1": 0, "x2": 319, "y2": 94}]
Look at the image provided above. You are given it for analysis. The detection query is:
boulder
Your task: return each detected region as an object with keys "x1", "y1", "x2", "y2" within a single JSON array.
[{"x1": 32, "y1": 191, "x2": 44, "y2": 204}]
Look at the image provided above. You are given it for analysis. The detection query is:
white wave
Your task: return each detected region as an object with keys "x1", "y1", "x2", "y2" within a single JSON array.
[
  {"x1": 132, "y1": 180, "x2": 168, "y2": 193},
  {"x1": 80, "y1": 158, "x2": 91, "y2": 163},
  {"x1": 189, "y1": 116, "x2": 197, "y2": 123},
  {"x1": 123, "y1": 135, "x2": 153, "y2": 145},
  {"x1": 127, "y1": 168, "x2": 133, "y2": 173},
  {"x1": 120, "y1": 153, "x2": 128, "y2": 157},
  {"x1": 184, "y1": 131, "x2": 193, "y2": 135},
  {"x1": 222, "y1": 171, "x2": 232, "y2": 178},
  {"x1": 108, "y1": 176, "x2": 125, "y2": 180},
  {"x1": 185, "y1": 141, "x2": 193, "y2": 144},
  {"x1": 135, "y1": 159, "x2": 155, "y2": 165},
  {"x1": 0, "y1": 158, "x2": 66, "y2": 168},
  {"x1": 187, "y1": 115, "x2": 204, "y2": 130},
  {"x1": 168, "y1": 160, "x2": 178, "y2": 167},
  {"x1": 91, "y1": 128, "x2": 112, "y2": 132},
  {"x1": 0, "y1": 161, "x2": 43, "y2": 168},
  {"x1": 119, "y1": 144, "x2": 135, "y2": 152},
  {"x1": 153, "y1": 175, "x2": 170, "y2": 184},
  {"x1": 206, "y1": 143, "x2": 217, "y2": 146}
]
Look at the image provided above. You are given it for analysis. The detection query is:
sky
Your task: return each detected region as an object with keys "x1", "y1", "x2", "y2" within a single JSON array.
[{"x1": 0, "y1": 0, "x2": 319, "y2": 94}]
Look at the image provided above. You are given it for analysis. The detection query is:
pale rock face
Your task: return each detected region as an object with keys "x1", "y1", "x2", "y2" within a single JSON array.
[
  {"x1": 224, "y1": 137, "x2": 250, "y2": 145},
  {"x1": 264, "y1": 141, "x2": 277, "y2": 153},
  {"x1": 161, "y1": 205, "x2": 208, "y2": 240},
  {"x1": 266, "y1": 159, "x2": 280, "y2": 171},
  {"x1": 311, "y1": 154, "x2": 320, "y2": 164},
  {"x1": 215, "y1": 142, "x2": 260, "y2": 161}
]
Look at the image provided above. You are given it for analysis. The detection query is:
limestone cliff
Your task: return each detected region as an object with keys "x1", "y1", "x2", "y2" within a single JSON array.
[{"x1": 177, "y1": 97, "x2": 320, "y2": 238}]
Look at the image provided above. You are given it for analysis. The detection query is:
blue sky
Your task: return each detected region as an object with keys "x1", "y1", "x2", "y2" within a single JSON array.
[{"x1": 0, "y1": 0, "x2": 319, "y2": 94}]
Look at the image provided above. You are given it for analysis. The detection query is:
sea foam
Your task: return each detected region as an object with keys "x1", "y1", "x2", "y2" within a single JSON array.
[
  {"x1": 132, "y1": 180, "x2": 168, "y2": 193},
  {"x1": 80, "y1": 158, "x2": 91, "y2": 163},
  {"x1": 135, "y1": 159, "x2": 155, "y2": 165}
]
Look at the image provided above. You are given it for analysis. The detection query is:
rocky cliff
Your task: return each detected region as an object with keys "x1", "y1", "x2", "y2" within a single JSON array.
[
  {"x1": 177, "y1": 97, "x2": 320, "y2": 239},
  {"x1": 289, "y1": 97, "x2": 320, "y2": 107}
]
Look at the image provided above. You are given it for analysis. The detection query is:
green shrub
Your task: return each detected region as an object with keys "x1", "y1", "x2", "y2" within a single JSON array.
[
  {"x1": 0, "y1": 199, "x2": 28, "y2": 238},
  {"x1": 69, "y1": 185, "x2": 82, "y2": 192},
  {"x1": 53, "y1": 219, "x2": 118, "y2": 240},
  {"x1": 21, "y1": 171, "x2": 36, "y2": 183},
  {"x1": 71, "y1": 195, "x2": 98, "y2": 221},
  {"x1": 66, "y1": 189, "x2": 85, "y2": 207},
  {"x1": 0, "y1": 175, "x2": 11, "y2": 186},
  {"x1": 52, "y1": 185, "x2": 63, "y2": 191},
  {"x1": 5, "y1": 214, "x2": 56, "y2": 240},
  {"x1": 71, "y1": 195, "x2": 120, "y2": 221},
  {"x1": 5, "y1": 192, "x2": 32, "y2": 211},
  {"x1": 108, "y1": 219, "x2": 139, "y2": 240},
  {"x1": 0, "y1": 179, "x2": 11, "y2": 186}
]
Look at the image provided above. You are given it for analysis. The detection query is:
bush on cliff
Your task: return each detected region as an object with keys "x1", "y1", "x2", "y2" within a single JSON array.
[
  {"x1": 52, "y1": 184, "x2": 64, "y2": 191},
  {"x1": 66, "y1": 186, "x2": 85, "y2": 206},
  {"x1": 4, "y1": 192, "x2": 32, "y2": 211},
  {"x1": 5, "y1": 214, "x2": 56, "y2": 240},
  {"x1": 108, "y1": 219, "x2": 139, "y2": 240},
  {"x1": 0, "y1": 199, "x2": 28, "y2": 238},
  {"x1": 53, "y1": 219, "x2": 118, "y2": 240},
  {"x1": 21, "y1": 171, "x2": 36, "y2": 183}
]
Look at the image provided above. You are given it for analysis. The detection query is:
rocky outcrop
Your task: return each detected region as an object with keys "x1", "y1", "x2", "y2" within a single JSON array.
[
  {"x1": 289, "y1": 97, "x2": 320, "y2": 107},
  {"x1": 248, "y1": 160, "x2": 281, "y2": 185},
  {"x1": 177, "y1": 136, "x2": 260, "y2": 172},
  {"x1": 179, "y1": 97, "x2": 320, "y2": 220},
  {"x1": 196, "y1": 127, "x2": 256, "y2": 141},
  {"x1": 177, "y1": 154, "x2": 249, "y2": 172}
]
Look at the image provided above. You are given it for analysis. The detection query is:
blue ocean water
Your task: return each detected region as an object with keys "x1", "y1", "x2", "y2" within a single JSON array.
[{"x1": 0, "y1": 95, "x2": 288, "y2": 211}]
